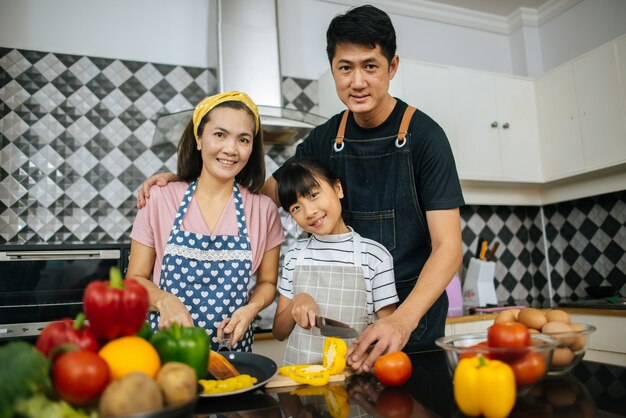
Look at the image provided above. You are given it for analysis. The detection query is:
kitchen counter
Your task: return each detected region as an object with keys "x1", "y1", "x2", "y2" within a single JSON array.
[
  {"x1": 444, "y1": 306, "x2": 626, "y2": 324},
  {"x1": 193, "y1": 350, "x2": 626, "y2": 417}
]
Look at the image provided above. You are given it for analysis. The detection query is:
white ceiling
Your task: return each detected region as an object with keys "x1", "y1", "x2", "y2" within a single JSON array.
[{"x1": 425, "y1": 0, "x2": 551, "y2": 17}]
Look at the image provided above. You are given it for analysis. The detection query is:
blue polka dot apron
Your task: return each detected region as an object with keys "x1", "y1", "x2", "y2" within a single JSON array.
[{"x1": 149, "y1": 179, "x2": 254, "y2": 352}]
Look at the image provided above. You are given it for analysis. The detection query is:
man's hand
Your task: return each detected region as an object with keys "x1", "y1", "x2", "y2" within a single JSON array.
[
  {"x1": 291, "y1": 293, "x2": 318, "y2": 329},
  {"x1": 137, "y1": 172, "x2": 177, "y2": 209},
  {"x1": 347, "y1": 314, "x2": 413, "y2": 373}
]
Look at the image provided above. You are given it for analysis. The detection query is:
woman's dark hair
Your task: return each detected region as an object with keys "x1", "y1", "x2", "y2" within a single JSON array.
[
  {"x1": 326, "y1": 5, "x2": 397, "y2": 64},
  {"x1": 176, "y1": 101, "x2": 265, "y2": 192},
  {"x1": 277, "y1": 158, "x2": 347, "y2": 218}
]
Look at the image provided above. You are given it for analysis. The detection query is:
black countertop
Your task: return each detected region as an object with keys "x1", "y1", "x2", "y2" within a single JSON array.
[{"x1": 194, "y1": 350, "x2": 626, "y2": 418}]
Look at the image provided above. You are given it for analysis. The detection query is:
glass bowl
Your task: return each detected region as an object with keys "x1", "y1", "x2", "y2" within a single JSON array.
[
  {"x1": 436, "y1": 332, "x2": 559, "y2": 395},
  {"x1": 541, "y1": 323, "x2": 596, "y2": 376}
]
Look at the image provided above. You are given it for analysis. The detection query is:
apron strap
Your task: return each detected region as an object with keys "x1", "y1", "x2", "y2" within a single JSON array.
[
  {"x1": 333, "y1": 110, "x2": 350, "y2": 152},
  {"x1": 334, "y1": 106, "x2": 417, "y2": 151},
  {"x1": 396, "y1": 106, "x2": 417, "y2": 147}
]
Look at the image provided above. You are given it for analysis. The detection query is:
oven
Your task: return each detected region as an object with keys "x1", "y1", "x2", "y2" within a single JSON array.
[{"x1": 0, "y1": 244, "x2": 130, "y2": 343}]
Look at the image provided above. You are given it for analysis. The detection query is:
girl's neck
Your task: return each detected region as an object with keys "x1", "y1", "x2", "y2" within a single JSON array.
[{"x1": 327, "y1": 219, "x2": 351, "y2": 236}]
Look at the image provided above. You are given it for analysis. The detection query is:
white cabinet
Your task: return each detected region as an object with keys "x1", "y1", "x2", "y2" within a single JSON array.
[
  {"x1": 446, "y1": 319, "x2": 492, "y2": 335},
  {"x1": 537, "y1": 37, "x2": 626, "y2": 180},
  {"x1": 572, "y1": 40, "x2": 626, "y2": 171},
  {"x1": 569, "y1": 313, "x2": 626, "y2": 367},
  {"x1": 536, "y1": 64, "x2": 585, "y2": 180},
  {"x1": 447, "y1": 69, "x2": 542, "y2": 182}
]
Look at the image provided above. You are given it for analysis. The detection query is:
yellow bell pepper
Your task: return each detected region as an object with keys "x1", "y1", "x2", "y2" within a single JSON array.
[
  {"x1": 199, "y1": 374, "x2": 258, "y2": 394},
  {"x1": 279, "y1": 364, "x2": 330, "y2": 386},
  {"x1": 453, "y1": 355, "x2": 516, "y2": 418},
  {"x1": 323, "y1": 337, "x2": 347, "y2": 375},
  {"x1": 290, "y1": 384, "x2": 350, "y2": 418}
]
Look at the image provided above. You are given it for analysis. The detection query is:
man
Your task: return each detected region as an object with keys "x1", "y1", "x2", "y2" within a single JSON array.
[{"x1": 138, "y1": 5, "x2": 464, "y2": 373}]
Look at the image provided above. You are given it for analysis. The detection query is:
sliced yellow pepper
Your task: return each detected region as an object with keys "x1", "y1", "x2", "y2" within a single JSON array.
[
  {"x1": 453, "y1": 355, "x2": 516, "y2": 418},
  {"x1": 279, "y1": 364, "x2": 330, "y2": 386},
  {"x1": 199, "y1": 374, "x2": 257, "y2": 394},
  {"x1": 323, "y1": 337, "x2": 347, "y2": 375}
]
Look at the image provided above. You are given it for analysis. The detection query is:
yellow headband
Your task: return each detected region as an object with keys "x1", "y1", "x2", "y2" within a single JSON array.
[{"x1": 192, "y1": 91, "x2": 260, "y2": 139}]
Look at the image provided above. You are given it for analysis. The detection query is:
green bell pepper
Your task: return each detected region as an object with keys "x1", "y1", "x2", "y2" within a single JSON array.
[{"x1": 149, "y1": 323, "x2": 209, "y2": 379}]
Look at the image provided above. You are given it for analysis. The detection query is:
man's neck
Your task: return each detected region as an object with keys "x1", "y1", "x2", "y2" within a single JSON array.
[{"x1": 353, "y1": 95, "x2": 397, "y2": 129}]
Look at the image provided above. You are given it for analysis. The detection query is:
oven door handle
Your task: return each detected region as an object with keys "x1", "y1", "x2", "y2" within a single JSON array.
[{"x1": 0, "y1": 249, "x2": 120, "y2": 260}]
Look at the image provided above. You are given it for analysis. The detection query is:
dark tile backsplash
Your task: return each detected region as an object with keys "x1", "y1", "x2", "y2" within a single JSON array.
[{"x1": 1, "y1": 48, "x2": 625, "y2": 305}]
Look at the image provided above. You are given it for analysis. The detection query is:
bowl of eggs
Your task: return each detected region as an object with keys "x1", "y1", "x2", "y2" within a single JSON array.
[{"x1": 492, "y1": 308, "x2": 596, "y2": 376}]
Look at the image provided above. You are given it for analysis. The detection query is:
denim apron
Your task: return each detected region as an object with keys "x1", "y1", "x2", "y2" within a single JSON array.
[
  {"x1": 329, "y1": 107, "x2": 448, "y2": 351},
  {"x1": 149, "y1": 180, "x2": 254, "y2": 352},
  {"x1": 283, "y1": 232, "x2": 368, "y2": 366}
]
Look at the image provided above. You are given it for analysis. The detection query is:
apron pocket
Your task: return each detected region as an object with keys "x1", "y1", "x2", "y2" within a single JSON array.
[{"x1": 347, "y1": 210, "x2": 396, "y2": 252}]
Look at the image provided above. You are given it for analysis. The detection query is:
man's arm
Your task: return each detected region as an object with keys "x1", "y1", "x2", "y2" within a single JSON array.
[{"x1": 346, "y1": 207, "x2": 462, "y2": 372}]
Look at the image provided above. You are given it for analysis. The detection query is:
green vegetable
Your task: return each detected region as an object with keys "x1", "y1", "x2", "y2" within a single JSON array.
[
  {"x1": 13, "y1": 393, "x2": 97, "y2": 418},
  {"x1": 0, "y1": 341, "x2": 52, "y2": 418},
  {"x1": 150, "y1": 323, "x2": 209, "y2": 379},
  {"x1": 136, "y1": 321, "x2": 153, "y2": 340}
]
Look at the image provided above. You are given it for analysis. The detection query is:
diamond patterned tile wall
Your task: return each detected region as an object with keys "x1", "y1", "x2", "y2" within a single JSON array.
[
  {"x1": 460, "y1": 205, "x2": 548, "y2": 306},
  {"x1": 544, "y1": 191, "x2": 626, "y2": 302}
]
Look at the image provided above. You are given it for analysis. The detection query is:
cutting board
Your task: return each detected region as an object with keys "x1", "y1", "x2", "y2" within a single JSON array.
[{"x1": 265, "y1": 370, "x2": 351, "y2": 389}]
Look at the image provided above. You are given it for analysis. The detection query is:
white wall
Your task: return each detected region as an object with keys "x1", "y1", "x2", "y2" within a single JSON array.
[
  {"x1": 0, "y1": 0, "x2": 216, "y2": 68},
  {"x1": 539, "y1": 0, "x2": 626, "y2": 72}
]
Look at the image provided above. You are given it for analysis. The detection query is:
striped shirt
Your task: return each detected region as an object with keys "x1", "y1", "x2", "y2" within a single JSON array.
[{"x1": 278, "y1": 229, "x2": 399, "y2": 323}]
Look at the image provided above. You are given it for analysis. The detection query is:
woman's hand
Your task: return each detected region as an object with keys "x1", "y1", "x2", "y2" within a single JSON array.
[
  {"x1": 217, "y1": 304, "x2": 258, "y2": 347},
  {"x1": 291, "y1": 293, "x2": 318, "y2": 329},
  {"x1": 137, "y1": 172, "x2": 177, "y2": 209},
  {"x1": 155, "y1": 292, "x2": 195, "y2": 329}
]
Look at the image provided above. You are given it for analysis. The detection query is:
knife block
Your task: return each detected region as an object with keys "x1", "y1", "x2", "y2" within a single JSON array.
[{"x1": 462, "y1": 258, "x2": 497, "y2": 307}]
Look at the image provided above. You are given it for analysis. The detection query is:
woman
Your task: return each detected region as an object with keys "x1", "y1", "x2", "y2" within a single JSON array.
[{"x1": 127, "y1": 91, "x2": 284, "y2": 351}]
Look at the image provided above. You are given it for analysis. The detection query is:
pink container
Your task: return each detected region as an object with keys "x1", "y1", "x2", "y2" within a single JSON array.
[{"x1": 446, "y1": 273, "x2": 463, "y2": 317}]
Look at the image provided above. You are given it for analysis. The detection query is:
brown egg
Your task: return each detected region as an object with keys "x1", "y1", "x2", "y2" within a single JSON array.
[
  {"x1": 552, "y1": 347, "x2": 575, "y2": 367},
  {"x1": 542, "y1": 321, "x2": 575, "y2": 346},
  {"x1": 518, "y1": 308, "x2": 547, "y2": 330},
  {"x1": 494, "y1": 309, "x2": 518, "y2": 324},
  {"x1": 569, "y1": 323, "x2": 587, "y2": 351},
  {"x1": 546, "y1": 309, "x2": 571, "y2": 324}
]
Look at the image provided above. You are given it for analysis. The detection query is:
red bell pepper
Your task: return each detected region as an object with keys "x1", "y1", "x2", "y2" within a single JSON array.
[
  {"x1": 35, "y1": 312, "x2": 98, "y2": 357},
  {"x1": 82, "y1": 266, "x2": 149, "y2": 341}
]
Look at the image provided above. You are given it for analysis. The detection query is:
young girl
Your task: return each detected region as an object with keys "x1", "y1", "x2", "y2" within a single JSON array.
[
  {"x1": 272, "y1": 158, "x2": 398, "y2": 365},
  {"x1": 128, "y1": 91, "x2": 284, "y2": 351}
]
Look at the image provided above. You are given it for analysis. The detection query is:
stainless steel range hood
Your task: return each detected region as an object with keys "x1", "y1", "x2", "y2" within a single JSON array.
[{"x1": 153, "y1": 0, "x2": 325, "y2": 147}]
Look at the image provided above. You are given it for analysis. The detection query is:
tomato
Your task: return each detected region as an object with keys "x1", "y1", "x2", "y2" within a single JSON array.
[
  {"x1": 509, "y1": 351, "x2": 546, "y2": 387},
  {"x1": 488, "y1": 322, "x2": 531, "y2": 348},
  {"x1": 53, "y1": 350, "x2": 110, "y2": 405},
  {"x1": 459, "y1": 341, "x2": 490, "y2": 360},
  {"x1": 374, "y1": 351, "x2": 412, "y2": 387},
  {"x1": 376, "y1": 386, "x2": 414, "y2": 418}
]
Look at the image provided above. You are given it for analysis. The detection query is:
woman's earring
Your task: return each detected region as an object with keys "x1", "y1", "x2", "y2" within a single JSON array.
[{"x1": 196, "y1": 142, "x2": 201, "y2": 151}]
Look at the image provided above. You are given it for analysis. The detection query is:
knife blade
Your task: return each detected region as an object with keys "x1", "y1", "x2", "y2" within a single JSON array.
[{"x1": 315, "y1": 315, "x2": 358, "y2": 339}]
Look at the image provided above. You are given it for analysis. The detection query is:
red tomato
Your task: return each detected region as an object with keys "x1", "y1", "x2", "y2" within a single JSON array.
[
  {"x1": 510, "y1": 351, "x2": 547, "y2": 387},
  {"x1": 53, "y1": 350, "x2": 110, "y2": 405},
  {"x1": 459, "y1": 341, "x2": 490, "y2": 360},
  {"x1": 488, "y1": 322, "x2": 531, "y2": 348},
  {"x1": 374, "y1": 351, "x2": 412, "y2": 387},
  {"x1": 376, "y1": 386, "x2": 414, "y2": 418}
]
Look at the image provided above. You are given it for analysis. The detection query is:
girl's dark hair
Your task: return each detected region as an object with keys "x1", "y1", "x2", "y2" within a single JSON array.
[
  {"x1": 277, "y1": 158, "x2": 347, "y2": 218},
  {"x1": 326, "y1": 5, "x2": 397, "y2": 64},
  {"x1": 176, "y1": 101, "x2": 265, "y2": 192}
]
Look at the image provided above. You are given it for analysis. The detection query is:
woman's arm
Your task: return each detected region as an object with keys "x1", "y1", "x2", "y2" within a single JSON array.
[
  {"x1": 219, "y1": 245, "x2": 280, "y2": 345},
  {"x1": 127, "y1": 240, "x2": 194, "y2": 328}
]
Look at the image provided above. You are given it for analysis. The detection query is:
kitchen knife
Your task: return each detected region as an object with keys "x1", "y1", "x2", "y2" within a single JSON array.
[{"x1": 315, "y1": 316, "x2": 358, "y2": 339}]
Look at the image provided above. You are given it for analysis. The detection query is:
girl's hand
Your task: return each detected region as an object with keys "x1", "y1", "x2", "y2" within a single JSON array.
[
  {"x1": 137, "y1": 172, "x2": 177, "y2": 209},
  {"x1": 155, "y1": 292, "x2": 195, "y2": 329},
  {"x1": 217, "y1": 304, "x2": 258, "y2": 346},
  {"x1": 291, "y1": 293, "x2": 318, "y2": 329}
]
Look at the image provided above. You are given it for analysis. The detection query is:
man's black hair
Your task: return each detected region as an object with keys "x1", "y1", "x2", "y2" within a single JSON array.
[{"x1": 326, "y1": 5, "x2": 397, "y2": 64}]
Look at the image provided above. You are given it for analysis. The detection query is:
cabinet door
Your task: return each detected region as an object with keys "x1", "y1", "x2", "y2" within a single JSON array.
[
  {"x1": 402, "y1": 61, "x2": 458, "y2": 156},
  {"x1": 495, "y1": 76, "x2": 543, "y2": 181},
  {"x1": 449, "y1": 69, "x2": 502, "y2": 180},
  {"x1": 573, "y1": 41, "x2": 626, "y2": 170},
  {"x1": 536, "y1": 65, "x2": 585, "y2": 180},
  {"x1": 618, "y1": 35, "x2": 626, "y2": 117}
]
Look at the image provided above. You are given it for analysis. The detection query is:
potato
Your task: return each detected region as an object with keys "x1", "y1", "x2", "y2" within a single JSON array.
[
  {"x1": 99, "y1": 371, "x2": 163, "y2": 417},
  {"x1": 156, "y1": 361, "x2": 198, "y2": 406}
]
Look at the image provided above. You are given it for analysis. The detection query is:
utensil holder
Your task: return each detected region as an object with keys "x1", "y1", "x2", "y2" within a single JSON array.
[{"x1": 462, "y1": 258, "x2": 497, "y2": 307}]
